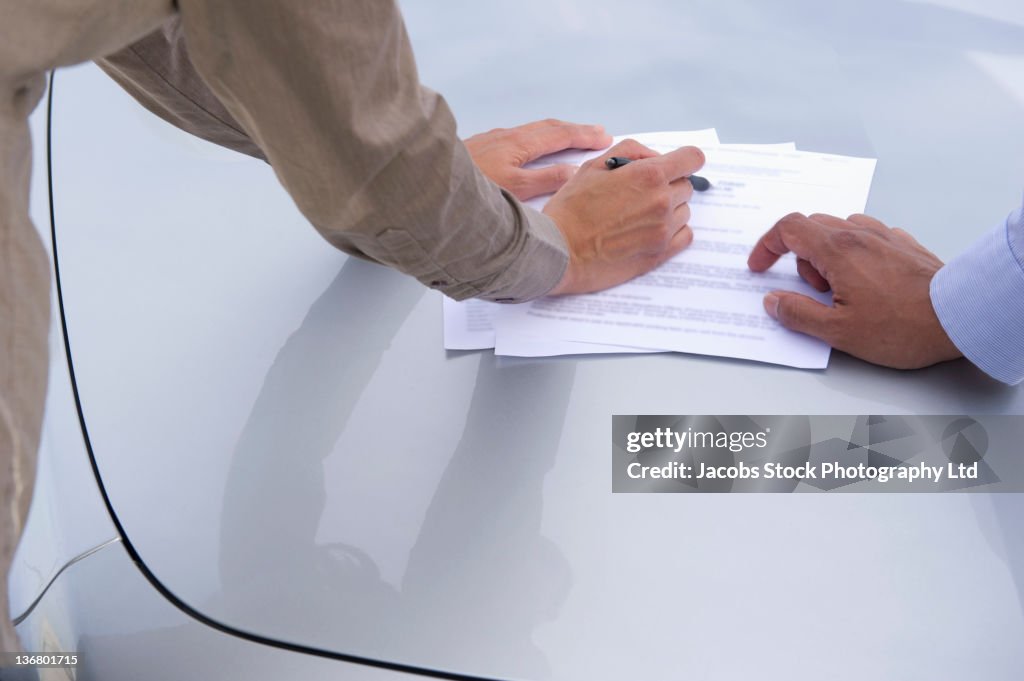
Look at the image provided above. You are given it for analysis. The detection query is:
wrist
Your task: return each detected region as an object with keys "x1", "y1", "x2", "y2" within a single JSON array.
[
  {"x1": 547, "y1": 263, "x2": 574, "y2": 296},
  {"x1": 542, "y1": 206, "x2": 575, "y2": 296}
]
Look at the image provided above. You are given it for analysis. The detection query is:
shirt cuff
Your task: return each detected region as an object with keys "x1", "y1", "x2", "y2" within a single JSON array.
[
  {"x1": 930, "y1": 211, "x2": 1024, "y2": 385},
  {"x1": 442, "y1": 197, "x2": 569, "y2": 304}
]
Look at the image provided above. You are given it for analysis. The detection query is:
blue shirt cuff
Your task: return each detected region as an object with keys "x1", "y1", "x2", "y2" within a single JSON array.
[{"x1": 930, "y1": 206, "x2": 1024, "y2": 385}]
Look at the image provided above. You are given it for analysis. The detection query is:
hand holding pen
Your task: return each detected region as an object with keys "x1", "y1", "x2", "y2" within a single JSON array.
[
  {"x1": 543, "y1": 139, "x2": 705, "y2": 295},
  {"x1": 606, "y1": 156, "x2": 711, "y2": 191}
]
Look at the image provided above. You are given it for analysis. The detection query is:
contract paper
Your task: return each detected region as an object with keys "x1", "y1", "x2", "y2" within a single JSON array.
[
  {"x1": 440, "y1": 129, "x2": 720, "y2": 350},
  {"x1": 493, "y1": 146, "x2": 877, "y2": 368},
  {"x1": 443, "y1": 138, "x2": 803, "y2": 355},
  {"x1": 443, "y1": 131, "x2": 802, "y2": 352},
  {"x1": 443, "y1": 129, "x2": 722, "y2": 352}
]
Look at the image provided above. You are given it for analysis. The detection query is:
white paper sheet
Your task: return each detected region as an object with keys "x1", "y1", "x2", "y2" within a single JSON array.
[
  {"x1": 443, "y1": 129, "x2": 722, "y2": 352},
  {"x1": 493, "y1": 146, "x2": 877, "y2": 368}
]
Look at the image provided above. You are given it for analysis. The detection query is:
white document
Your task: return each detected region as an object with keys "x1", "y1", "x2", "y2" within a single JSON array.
[
  {"x1": 493, "y1": 146, "x2": 877, "y2": 368},
  {"x1": 443, "y1": 129, "x2": 722, "y2": 352},
  {"x1": 520, "y1": 129, "x2": 721, "y2": 211}
]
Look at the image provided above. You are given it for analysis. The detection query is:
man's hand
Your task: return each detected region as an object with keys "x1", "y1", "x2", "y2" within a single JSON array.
[
  {"x1": 464, "y1": 119, "x2": 612, "y2": 200},
  {"x1": 747, "y1": 212, "x2": 963, "y2": 369},
  {"x1": 543, "y1": 140, "x2": 705, "y2": 295}
]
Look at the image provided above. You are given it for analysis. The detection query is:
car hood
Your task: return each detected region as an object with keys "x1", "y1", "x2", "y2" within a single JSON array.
[{"x1": 52, "y1": 54, "x2": 1024, "y2": 681}]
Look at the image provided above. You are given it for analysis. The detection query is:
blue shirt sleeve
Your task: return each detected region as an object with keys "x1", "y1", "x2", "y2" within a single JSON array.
[{"x1": 930, "y1": 195, "x2": 1024, "y2": 385}]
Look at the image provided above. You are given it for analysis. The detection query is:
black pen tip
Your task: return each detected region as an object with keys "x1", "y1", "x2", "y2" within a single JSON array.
[{"x1": 690, "y1": 175, "x2": 711, "y2": 192}]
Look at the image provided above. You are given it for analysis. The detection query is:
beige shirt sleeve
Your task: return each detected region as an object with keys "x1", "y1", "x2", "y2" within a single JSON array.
[
  {"x1": 108, "y1": 2, "x2": 568, "y2": 302},
  {"x1": 96, "y1": 17, "x2": 267, "y2": 161}
]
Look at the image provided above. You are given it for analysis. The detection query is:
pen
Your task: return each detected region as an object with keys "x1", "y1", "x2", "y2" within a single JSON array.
[{"x1": 604, "y1": 156, "x2": 711, "y2": 192}]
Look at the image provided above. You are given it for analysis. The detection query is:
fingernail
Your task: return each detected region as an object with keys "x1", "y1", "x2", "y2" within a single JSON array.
[{"x1": 764, "y1": 293, "x2": 780, "y2": 319}]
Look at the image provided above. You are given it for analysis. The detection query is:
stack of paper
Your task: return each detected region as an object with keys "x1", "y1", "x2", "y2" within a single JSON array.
[{"x1": 443, "y1": 129, "x2": 876, "y2": 370}]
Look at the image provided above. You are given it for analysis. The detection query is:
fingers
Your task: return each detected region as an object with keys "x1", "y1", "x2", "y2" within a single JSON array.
[
  {"x1": 586, "y1": 142, "x2": 704, "y2": 185},
  {"x1": 662, "y1": 224, "x2": 694, "y2": 261},
  {"x1": 629, "y1": 225, "x2": 694, "y2": 282},
  {"x1": 636, "y1": 145, "x2": 706, "y2": 182},
  {"x1": 797, "y1": 258, "x2": 830, "y2": 292},
  {"x1": 763, "y1": 291, "x2": 836, "y2": 342},
  {"x1": 514, "y1": 163, "x2": 576, "y2": 199},
  {"x1": 845, "y1": 213, "x2": 890, "y2": 233},
  {"x1": 797, "y1": 212, "x2": 912, "y2": 255},
  {"x1": 807, "y1": 213, "x2": 851, "y2": 230},
  {"x1": 518, "y1": 119, "x2": 612, "y2": 162},
  {"x1": 588, "y1": 138, "x2": 660, "y2": 168},
  {"x1": 671, "y1": 202, "x2": 692, "y2": 232},
  {"x1": 889, "y1": 227, "x2": 920, "y2": 248},
  {"x1": 845, "y1": 215, "x2": 925, "y2": 250},
  {"x1": 748, "y1": 213, "x2": 834, "y2": 273},
  {"x1": 541, "y1": 137, "x2": 702, "y2": 295},
  {"x1": 669, "y1": 176, "x2": 694, "y2": 208},
  {"x1": 522, "y1": 117, "x2": 607, "y2": 138},
  {"x1": 644, "y1": 208, "x2": 692, "y2": 270}
]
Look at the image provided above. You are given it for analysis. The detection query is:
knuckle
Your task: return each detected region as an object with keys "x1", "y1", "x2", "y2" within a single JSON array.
[
  {"x1": 636, "y1": 163, "x2": 664, "y2": 186},
  {"x1": 642, "y1": 227, "x2": 670, "y2": 252},
  {"x1": 507, "y1": 170, "x2": 530, "y2": 193},
  {"x1": 653, "y1": 192, "x2": 672, "y2": 214},
  {"x1": 679, "y1": 181, "x2": 695, "y2": 202},
  {"x1": 619, "y1": 139, "x2": 645, "y2": 155},
  {"x1": 552, "y1": 164, "x2": 573, "y2": 184},
  {"x1": 777, "y1": 212, "x2": 806, "y2": 233},
  {"x1": 511, "y1": 147, "x2": 533, "y2": 167},
  {"x1": 831, "y1": 229, "x2": 864, "y2": 250},
  {"x1": 638, "y1": 250, "x2": 663, "y2": 269},
  {"x1": 821, "y1": 313, "x2": 847, "y2": 342},
  {"x1": 677, "y1": 203, "x2": 691, "y2": 225},
  {"x1": 509, "y1": 147, "x2": 531, "y2": 164},
  {"x1": 645, "y1": 252, "x2": 664, "y2": 269}
]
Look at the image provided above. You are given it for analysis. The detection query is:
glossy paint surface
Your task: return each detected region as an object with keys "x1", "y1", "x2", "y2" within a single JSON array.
[
  {"x1": 46, "y1": 2, "x2": 1024, "y2": 679},
  {"x1": 17, "y1": 541, "x2": 415, "y2": 680}
]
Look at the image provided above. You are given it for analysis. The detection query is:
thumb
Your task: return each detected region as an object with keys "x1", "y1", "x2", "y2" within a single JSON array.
[
  {"x1": 764, "y1": 291, "x2": 835, "y2": 341},
  {"x1": 516, "y1": 163, "x2": 576, "y2": 200}
]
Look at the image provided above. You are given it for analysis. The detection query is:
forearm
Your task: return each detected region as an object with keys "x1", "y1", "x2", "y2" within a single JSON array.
[
  {"x1": 930, "y1": 195, "x2": 1024, "y2": 385},
  {"x1": 97, "y1": 15, "x2": 266, "y2": 161},
  {"x1": 174, "y1": 0, "x2": 567, "y2": 302}
]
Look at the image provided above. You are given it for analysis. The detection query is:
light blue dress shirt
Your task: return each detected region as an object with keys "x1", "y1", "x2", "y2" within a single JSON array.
[{"x1": 931, "y1": 194, "x2": 1024, "y2": 385}]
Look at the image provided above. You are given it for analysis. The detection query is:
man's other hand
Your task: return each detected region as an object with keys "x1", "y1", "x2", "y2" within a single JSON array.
[
  {"x1": 747, "y1": 212, "x2": 963, "y2": 370},
  {"x1": 464, "y1": 119, "x2": 612, "y2": 200}
]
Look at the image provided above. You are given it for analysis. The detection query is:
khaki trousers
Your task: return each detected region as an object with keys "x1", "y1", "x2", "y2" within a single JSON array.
[{"x1": 0, "y1": 0, "x2": 177, "y2": 653}]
